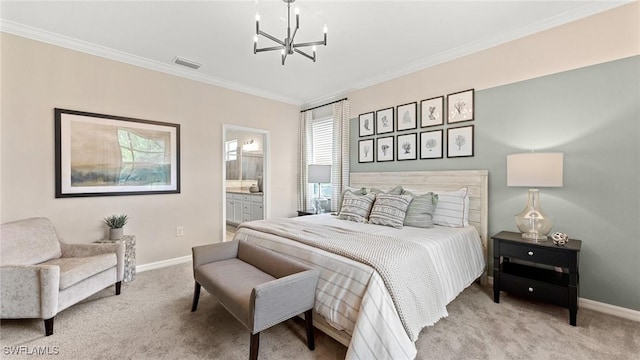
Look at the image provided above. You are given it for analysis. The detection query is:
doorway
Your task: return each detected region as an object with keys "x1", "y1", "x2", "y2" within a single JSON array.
[{"x1": 222, "y1": 124, "x2": 269, "y2": 241}]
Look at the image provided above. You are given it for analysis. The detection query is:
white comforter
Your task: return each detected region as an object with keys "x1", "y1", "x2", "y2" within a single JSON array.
[{"x1": 234, "y1": 215, "x2": 485, "y2": 360}]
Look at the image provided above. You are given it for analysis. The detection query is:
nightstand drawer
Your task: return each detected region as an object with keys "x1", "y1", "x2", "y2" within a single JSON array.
[
  {"x1": 501, "y1": 273, "x2": 568, "y2": 307},
  {"x1": 500, "y1": 242, "x2": 568, "y2": 267}
]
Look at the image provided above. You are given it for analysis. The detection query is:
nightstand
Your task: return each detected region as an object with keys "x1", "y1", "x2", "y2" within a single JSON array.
[{"x1": 492, "y1": 231, "x2": 581, "y2": 326}]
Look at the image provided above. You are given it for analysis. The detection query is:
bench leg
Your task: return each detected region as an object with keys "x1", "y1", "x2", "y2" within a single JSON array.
[
  {"x1": 250, "y1": 332, "x2": 260, "y2": 360},
  {"x1": 44, "y1": 317, "x2": 54, "y2": 336},
  {"x1": 191, "y1": 282, "x2": 201, "y2": 312},
  {"x1": 115, "y1": 281, "x2": 122, "y2": 295},
  {"x1": 305, "y1": 309, "x2": 315, "y2": 351}
]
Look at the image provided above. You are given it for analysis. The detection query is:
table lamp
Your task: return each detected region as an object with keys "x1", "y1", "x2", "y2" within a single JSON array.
[
  {"x1": 308, "y1": 164, "x2": 331, "y2": 214},
  {"x1": 507, "y1": 153, "x2": 563, "y2": 241}
]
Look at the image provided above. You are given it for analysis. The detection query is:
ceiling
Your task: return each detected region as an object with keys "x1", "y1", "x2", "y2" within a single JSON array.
[{"x1": 0, "y1": 1, "x2": 630, "y2": 107}]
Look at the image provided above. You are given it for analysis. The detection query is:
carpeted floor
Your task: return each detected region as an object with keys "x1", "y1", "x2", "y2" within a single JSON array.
[{"x1": 1, "y1": 262, "x2": 638, "y2": 359}]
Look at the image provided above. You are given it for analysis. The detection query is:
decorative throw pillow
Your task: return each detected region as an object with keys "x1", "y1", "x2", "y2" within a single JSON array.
[
  {"x1": 402, "y1": 191, "x2": 438, "y2": 228},
  {"x1": 338, "y1": 192, "x2": 376, "y2": 223},
  {"x1": 368, "y1": 194, "x2": 413, "y2": 229},
  {"x1": 433, "y1": 187, "x2": 469, "y2": 227},
  {"x1": 367, "y1": 185, "x2": 403, "y2": 195},
  {"x1": 338, "y1": 187, "x2": 367, "y2": 214}
]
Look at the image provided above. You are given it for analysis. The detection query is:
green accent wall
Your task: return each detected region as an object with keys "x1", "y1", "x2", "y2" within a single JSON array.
[{"x1": 350, "y1": 56, "x2": 640, "y2": 311}]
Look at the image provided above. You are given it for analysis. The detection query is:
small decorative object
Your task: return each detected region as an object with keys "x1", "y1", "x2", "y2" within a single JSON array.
[
  {"x1": 359, "y1": 112, "x2": 375, "y2": 137},
  {"x1": 397, "y1": 133, "x2": 417, "y2": 161},
  {"x1": 257, "y1": 174, "x2": 263, "y2": 192},
  {"x1": 375, "y1": 107, "x2": 394, "y2": 134},
  {"x1": 420, "y1": 130, "x2": 443, "y2": 159},
  {"x1": 103, "y1": 214, "x2": 129, "y2": 240},
  {"x1": 447, "y1": 125, "x2": 474, "y2": 158},
  {"x1": 376, "y1": 136, "x2": 394, "y2": 162},
  {"x1": 358, "y1": 139, "x2": 374, "y2": 163},
  {"x1": 550, "y1": 232, "x2": 570, "y2": 245},
  {"x1": 249, "y1": 185, "x2": 260, "y2": 193},
  {"x1": 447, "y1": 89, "x2": 474, "y2": 123},
  {"x1": 421, "y1": 96, "x2": 444, "y2": 127},
  {"x1": 396, "y1": 102, "x2": 417, "y2": 131}
]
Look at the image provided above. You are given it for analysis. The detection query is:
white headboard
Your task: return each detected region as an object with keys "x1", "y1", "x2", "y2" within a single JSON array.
[{"x1": 350, "y1": 170, "x2": 489, "y2": 278}]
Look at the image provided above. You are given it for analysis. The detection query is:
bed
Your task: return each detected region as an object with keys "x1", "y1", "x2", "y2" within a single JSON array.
[{"x1": 233, "y1": 170, "x2": 488, "y2": 360}]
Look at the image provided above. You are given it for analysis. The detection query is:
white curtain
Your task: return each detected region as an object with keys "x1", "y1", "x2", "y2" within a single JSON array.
[
  {"x1": 298, "y1": 110, "x2": 314, "y2": 211},
  {"x1": 331, "y1": 99, "x2": 350, "y2": 212}
]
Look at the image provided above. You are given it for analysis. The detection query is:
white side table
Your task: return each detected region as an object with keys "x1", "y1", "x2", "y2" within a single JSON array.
[{"x1": 96, "y1": 235, "x2": 136, "y2": 283}]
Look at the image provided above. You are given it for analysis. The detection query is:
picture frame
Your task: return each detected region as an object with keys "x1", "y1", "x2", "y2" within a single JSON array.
[
  {"x1": 358, "y1": 139, "x2": 375, "y2": 163},
  {"x1": 396, "y1": 102, "x2": 417, "y2": 131},
  {"x1": 376, "y1": 136, "x2": 394, "y2": 162},
  {"x1": 358, "y1": 112, "x2": 375, "y2": 137},
  {"x1": 420, "y1": 130, "x2": 443, "y2": 159},
  {"x1": 375, "y1": 107, "x2": 394, "y2": 134},
  {"x1": 447, "y1": 125, "x2": 474, "y2": 158},
  {"x1": 55, "y1": 108, "x2": 181, "y2": 198},
  {"x1": 420, "y1": 96, "x2": 444, "y2": 127},
  {"x1": 396, "y1": 133, "x2": 417, "y2": 161},
  {"x1": 447, "y1": 89, "x2": 474, "y2": 124}
]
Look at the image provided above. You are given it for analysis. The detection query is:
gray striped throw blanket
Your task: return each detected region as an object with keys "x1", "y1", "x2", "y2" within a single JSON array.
[{"x1": 239, "y1": 218, "x2": 448, "y2": 341}]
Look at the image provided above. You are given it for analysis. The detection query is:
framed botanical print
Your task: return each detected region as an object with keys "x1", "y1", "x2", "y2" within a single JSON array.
[
  {"x1": 420, "y1": 130, "x2": 443, "y2": 159},
  {"x1": 375, "y1": 107, "x2": 394, "y2": 134},
  {"x1": 396, "y1": 102, "x2": 417, "y2": 131},
  {"x1": 396, "y1": 133, "x2": 417, "y2": 161},
  {"x1": 420, "y1": 96, "x2": 444, "y2": 127},
  {"x1": 358, "y1": 139, "x2": 374, "y2": 163},
  {"x1": 447, "y1": 125, "x2": 474, "y2": 158},
  {"x1": 359, "y1": 112, "x2": 375, "y2": 137},
  {"x1": 447, "y1": 89, "x2": 474, "y2": 124},
  {"x1": 376, "y1": 136, "x2": 394, "y2": 162}
]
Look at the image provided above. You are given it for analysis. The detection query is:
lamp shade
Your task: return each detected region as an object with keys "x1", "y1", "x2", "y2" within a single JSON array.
[
  {"x1": 507, "y1": 153, "x2": 563, "y2": 188},
  {"x1": 308, "y1": 164, "x2": 331, "y2": 184}
]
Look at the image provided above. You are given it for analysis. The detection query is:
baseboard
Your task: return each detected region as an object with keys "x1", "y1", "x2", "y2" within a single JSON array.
[
  {"x1": 136, "y1": 255, "x2": 192, "y2": 273},
  {"x1": 487, "y1": 276, "x2": 639, "y2": 322}
]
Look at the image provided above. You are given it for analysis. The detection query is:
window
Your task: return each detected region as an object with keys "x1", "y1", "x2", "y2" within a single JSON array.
[{"x1": 311, "y1": 117, "x2": 333, "y2": 198}]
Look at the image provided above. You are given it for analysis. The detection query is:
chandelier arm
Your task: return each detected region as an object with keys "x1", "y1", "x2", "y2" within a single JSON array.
[
  {"x1": 293, "y1": 48, "x2": 316, "y2": 62},
  {"x1": 256, "y1": 45, "x2": 285, "y2": 53},
  {"x1": 292, "y1": 40, "x2": 325, "y2": 48},
  {"x1": 258, "y1": 30, "x2": 286, "y2": 46}
]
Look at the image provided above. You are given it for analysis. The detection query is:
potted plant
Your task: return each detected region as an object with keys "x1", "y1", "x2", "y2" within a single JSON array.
[{"x1": 104, "y1": 214, "x2": 129, "y2": 240}]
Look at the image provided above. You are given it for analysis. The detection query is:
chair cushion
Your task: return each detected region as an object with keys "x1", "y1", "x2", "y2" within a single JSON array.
[
  {"x1": 40, "y1": 253, "x2": 117, "y2": 290},
  {"x1": 194, "y1": 258, "x2": 275, "y2": 328},
  {"x1": 0, "y1": 217, "x2": 62, "y2": 266}
]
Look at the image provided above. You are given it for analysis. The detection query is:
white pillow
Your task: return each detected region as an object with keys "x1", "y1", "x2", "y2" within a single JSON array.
[{"x1": 433, "y1": 187, "x2": 469, "y2": 227}]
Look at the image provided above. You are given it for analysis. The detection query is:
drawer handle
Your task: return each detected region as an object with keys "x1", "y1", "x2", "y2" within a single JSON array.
[
  {"x1": 528, "y1": 287, "x2": 534, "y2": 293},
  {"x1": 527, "y1": 251, "x2": 534, "y2": 256}
]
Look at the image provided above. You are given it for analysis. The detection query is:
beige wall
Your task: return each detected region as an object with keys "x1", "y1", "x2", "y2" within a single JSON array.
[
  {"x1": 349, "y1": 2, "x2": 640, "y2": 116},
  {"x1": 0, "y1": 33, "x2": 300, "y2": 265}
]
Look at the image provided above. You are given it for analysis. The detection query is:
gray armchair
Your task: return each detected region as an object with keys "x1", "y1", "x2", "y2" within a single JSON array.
[{"x1": 0, "y1": 217, "x2": 125, "y2": 335}]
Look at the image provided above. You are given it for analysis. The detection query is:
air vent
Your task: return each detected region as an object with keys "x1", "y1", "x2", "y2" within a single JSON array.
[{"x1": 172, "y1": 56, "x2": 202, "y2": 70}]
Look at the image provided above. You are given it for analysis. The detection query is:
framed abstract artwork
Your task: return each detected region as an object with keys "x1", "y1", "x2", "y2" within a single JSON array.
[
  {"x1": 420, "y1": 130, "x2": 443, "y2": 159},
  {"x1": 396, "y1": 102, "x2": 417, "y2": 131},
  {"x1": 447, "y1": 89, "x2": 474, "y2": 124},
  {"x1": 358, "y1": 139, "x2": 374, "y2": 163},
  {"x1": 376, "y1": 136, "x2": 394, "y2": 162},
  {"x1": 396, "y1": 133, "x2": 417, "y2": 161},
  {"x1": 55, "y1": 108, "x2": 181, "y2": 198},
  {"x1": 359, "y1": 112, "x2": 375, "y2": 137},
  {"x1": 420, "y1": 96, "x2": 444, "y2": 127},
  {"x1": 447, "y1": 125, "x2": 474, "y2": 158},
  {"x1": 375, "y1": 107, "x2": 394, "y2": 134}
]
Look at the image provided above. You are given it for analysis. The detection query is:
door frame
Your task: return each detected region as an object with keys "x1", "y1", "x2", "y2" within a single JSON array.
[{"x1": 222, "y1": 124, "x2": 270, "y2": 241}]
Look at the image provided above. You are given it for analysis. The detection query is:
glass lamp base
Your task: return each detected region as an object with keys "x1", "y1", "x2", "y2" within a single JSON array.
[{"x1": 515, "y1": 189, "x2": 553, "y2": 241}]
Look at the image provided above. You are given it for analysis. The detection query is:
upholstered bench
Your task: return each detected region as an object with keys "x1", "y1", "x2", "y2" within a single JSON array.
[{"x1": 191, "y1": 239, "x2": 319, "y2": 360}]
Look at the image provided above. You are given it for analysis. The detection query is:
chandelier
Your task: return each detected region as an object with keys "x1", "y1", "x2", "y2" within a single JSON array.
[{"x1": 253, "y1": 0, "x2": 327, "y2": 65}]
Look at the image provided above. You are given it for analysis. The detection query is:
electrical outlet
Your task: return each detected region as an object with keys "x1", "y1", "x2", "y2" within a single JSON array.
[{"x1": 176, "y1": 226, "x2": 184, "y2": 237}]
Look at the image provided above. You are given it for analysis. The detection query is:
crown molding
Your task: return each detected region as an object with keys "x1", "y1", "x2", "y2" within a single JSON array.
[
  {"x1": 0, "y1": 19, "x2": 303, "y2": 106},
  {"x1": 302, "y1": 1, "x2": 632, "y2": 106}
]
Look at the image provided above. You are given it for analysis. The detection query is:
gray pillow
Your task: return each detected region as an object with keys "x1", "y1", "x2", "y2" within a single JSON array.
[
  {"x1": 338, "y1": 192, "x2": 376, "y2": 223},
  {"x1": 368, "y1": 194, "x2": 413, "y2": 229},
  {"x1": 403, "y1": 191, "x2": 438, "y2": 228},
  {"x1": 368, "y1": 185, "x2": 403, "y2": 195}
]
